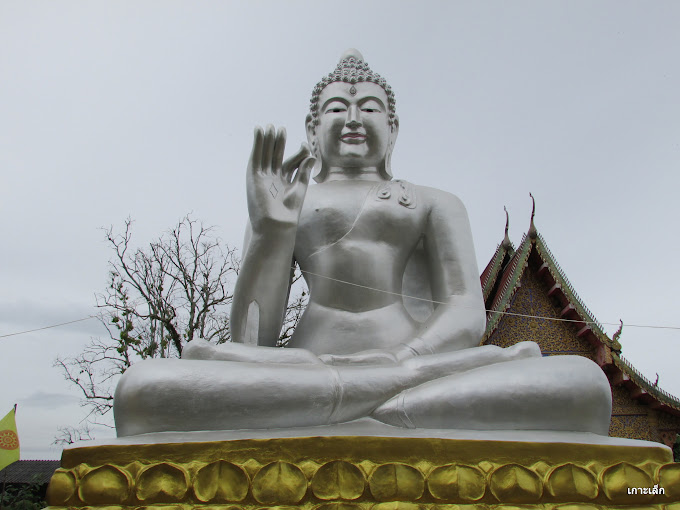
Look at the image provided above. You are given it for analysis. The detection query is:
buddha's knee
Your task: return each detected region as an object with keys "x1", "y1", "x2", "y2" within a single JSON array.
[
  {"x1": 372, "y1": 354, "x2": 612, "y2": 434},
  {"x1": 554, "y1": 355, "x2": 612, "y2": 434},
  {"x1": 113, "y1": 360, "x2": 182, "y2": 437}
]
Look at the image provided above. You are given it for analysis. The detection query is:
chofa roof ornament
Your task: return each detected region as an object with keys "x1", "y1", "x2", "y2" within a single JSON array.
[
  {"x1": 528, "y1": 192, "x2": 538, "y2": 240},
  {"x1": 501, "y1": 206, "x2": 512, "y2": 249}
]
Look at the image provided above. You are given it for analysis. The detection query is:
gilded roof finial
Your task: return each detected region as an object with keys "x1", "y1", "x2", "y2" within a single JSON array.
[
  {"x1": 528, "y1": 193, "x2": 537, "y2": 239},
  {"x1": 501, "y1": 206, "x2": 512, "y2": 249}
]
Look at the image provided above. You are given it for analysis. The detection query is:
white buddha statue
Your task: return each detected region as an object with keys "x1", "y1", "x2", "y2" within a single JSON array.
[{"x1": 113, "y1": 50, "x2": 612, "y2": 437}]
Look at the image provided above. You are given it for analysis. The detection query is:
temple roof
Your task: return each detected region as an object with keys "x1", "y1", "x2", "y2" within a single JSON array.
[
  {"x1": 480, "y1": 212, "x2": 680, "y2": 414},
  {"x1": 611, "y1": 353, "x2": 680, "y2": 413},
  {"x1": 480, "y1": 240, "x2": 514, "y2": 304},
  {"x1": 0, "y1": 460, "x2": 60, "y2": 484},
  {"x1": 480, "y1": 207, "x2": 515, "y2": 305},
  {"x1": 483, "y1": 231, "x2": 620, "y2": 352}
]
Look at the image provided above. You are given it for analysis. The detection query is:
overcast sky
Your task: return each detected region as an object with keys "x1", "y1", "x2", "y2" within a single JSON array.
[{"x1": 1, "y1": 1, "x2": 679, "y2": 459}]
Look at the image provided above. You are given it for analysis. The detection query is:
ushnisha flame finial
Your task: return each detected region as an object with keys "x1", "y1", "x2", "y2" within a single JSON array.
[
  {"x1": 340, "y1": 48, "x2": 364, "y2": 61},
  {"x1": 309, "y1": 49, "x2": 396, "y2": 127}
]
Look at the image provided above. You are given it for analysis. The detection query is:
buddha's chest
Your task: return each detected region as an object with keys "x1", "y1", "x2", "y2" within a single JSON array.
[{"x1": 296, "y1": 180, "x2": 426, "y2": 259}]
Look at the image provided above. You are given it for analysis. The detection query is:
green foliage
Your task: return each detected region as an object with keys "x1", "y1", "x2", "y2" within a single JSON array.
[
  {"x1": 0, "y1": 477, "x2": 46, "y2": 510},
  {"x1": 674, "y1": 433, "x2": 680, "y2": 462}
]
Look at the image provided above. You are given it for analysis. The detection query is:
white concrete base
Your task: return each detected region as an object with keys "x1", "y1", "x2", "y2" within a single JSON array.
[{"x1": 79, "y1": 417, "x2": 667, "y2": 451}]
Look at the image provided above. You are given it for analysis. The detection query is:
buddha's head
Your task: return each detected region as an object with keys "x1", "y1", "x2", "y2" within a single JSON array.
[{"x1": 307, "y1": 49, "x2": 399, "y2": 182}]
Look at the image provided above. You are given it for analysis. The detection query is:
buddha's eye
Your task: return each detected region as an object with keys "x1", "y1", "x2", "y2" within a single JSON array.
[
  {"x1": 325, "y1": 103, "x2": 347, "y2": 114},
  {"x1": 360, "y1": 100, "x2": 383, "y2": 113}
]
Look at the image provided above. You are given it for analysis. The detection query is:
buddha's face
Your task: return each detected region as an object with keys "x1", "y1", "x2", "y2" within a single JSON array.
[{"x1": 309, "y1": 81, "x2": 396, "y2": 174}]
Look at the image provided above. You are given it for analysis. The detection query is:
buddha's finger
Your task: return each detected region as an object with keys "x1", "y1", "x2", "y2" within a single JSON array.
[
  {"x1": 272, "y1": 127, "x2": 286, "y2": 174},
  {"x1": 282, "y1": 143, "x2": 311, "y2": 182},
  {"x1": 261, "y1": 124, "x2": 276, "y2": 172},
  {"x1": 318, "y1": 353, "x2": 336, "y2": 365},
  {"x1": 284, "y1": 157, "x2": 315, "y2": 208},
  {"x1": 249, "y1": 126, "x2": 264, "y2": 172},
  {"x1": 294, "y1": 156, "x2": 316, "y2": 186}
]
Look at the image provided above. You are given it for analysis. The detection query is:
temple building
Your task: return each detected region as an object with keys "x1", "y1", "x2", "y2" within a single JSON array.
[{"x1": 480, "y1": 204, "x2": 680, "y2": 448}]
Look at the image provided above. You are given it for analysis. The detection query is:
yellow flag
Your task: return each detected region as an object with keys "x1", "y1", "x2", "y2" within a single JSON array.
[{"x1": 0, "y1": 406, "x2": 20, "y2": 471}]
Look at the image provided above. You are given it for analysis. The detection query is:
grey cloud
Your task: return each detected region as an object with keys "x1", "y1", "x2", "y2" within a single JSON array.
[{"x1": 20, "y1": 391, "x2": 81, "y2": 409}]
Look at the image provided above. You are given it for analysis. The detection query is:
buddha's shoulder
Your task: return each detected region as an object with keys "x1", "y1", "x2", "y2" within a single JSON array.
[
  {"x1": 304, "y1": 179, "x2": 468, "y2": 215},
  {"x1": 410, "y1": 182, "x2": 467, "y2": 214}
]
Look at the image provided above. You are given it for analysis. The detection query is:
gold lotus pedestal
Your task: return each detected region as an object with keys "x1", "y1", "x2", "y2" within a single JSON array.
[{"x1": 45, "y1": 433, "x2": 680, "y2": 510}]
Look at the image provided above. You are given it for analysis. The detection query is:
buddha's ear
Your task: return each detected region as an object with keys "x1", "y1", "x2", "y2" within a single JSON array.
[
  {"x1": 381, "y1": 115, "x2": 399, "y2": 180},
  {"x1": 306, "y1": 113, "x2": 326, "y2": 183},
  {"x1": 390, "y1": 114, "x2": 399, "y2": 144},
  {"x1": 305, "y1": 113, "x2": 315, "y2": 144}
]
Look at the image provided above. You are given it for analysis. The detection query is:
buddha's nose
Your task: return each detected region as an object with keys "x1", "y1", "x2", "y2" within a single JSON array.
[{"x1": 346, "y1": 106, "x2": 362, "y2": 129}]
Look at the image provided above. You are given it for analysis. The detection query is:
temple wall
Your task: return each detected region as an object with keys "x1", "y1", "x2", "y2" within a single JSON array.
[
  {"x1": 485, "y1": 268, "x2": 596, "y2": 360},
  {"x1": 609, "y1": 385, "x2": 658, "y2": 442},
  {"x1": 484, "y1": 262, "x2": 680, "y2": 445},
  {"x1": 656, "y1": 410, "x2": 680, "y2": 447}
]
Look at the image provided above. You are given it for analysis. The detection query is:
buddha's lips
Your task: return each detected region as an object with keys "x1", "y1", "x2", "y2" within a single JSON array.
[{"x1": 341, "y1": 133, "x2": 367, "y2": 143}]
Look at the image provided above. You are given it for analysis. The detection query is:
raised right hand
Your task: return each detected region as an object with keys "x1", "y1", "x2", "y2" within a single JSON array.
[{"x1": 247, "y1": 125, "x2": 316, "y2": 232}]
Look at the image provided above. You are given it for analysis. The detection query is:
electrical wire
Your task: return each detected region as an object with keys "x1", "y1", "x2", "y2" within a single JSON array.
[
  {"x1": 2, "y1": 268, "x2": 680, "y2": 340},
  {"x1": 295, "y1": 267, "x2": 680, "y2": 330},
  {"x1": 0, "y1": 316, "x2": 97, "y2": 339}
]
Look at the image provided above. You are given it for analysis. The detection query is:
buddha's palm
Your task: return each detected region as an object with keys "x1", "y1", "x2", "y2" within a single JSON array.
[{"x1": 247, "y1": 125, "x2": 315, "y2": 232}]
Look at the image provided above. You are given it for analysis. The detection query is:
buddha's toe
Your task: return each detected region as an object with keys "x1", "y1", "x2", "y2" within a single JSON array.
[
  {"x1": 181, "y1": 338, "x2": 215, "y2": 360},
  {"x1": 371, "y1": 392, "x2": 414, "y2": 428},
  {"x1": 507, "y1": 341, "x2": 542, "y2": 359}
]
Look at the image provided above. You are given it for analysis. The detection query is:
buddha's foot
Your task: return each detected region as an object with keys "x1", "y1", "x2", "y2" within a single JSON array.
[
  {"x1": 181, "y1": 338, "x2": 216, "y2": 360},
  {"x1": 506, "y1": 339, "x2": 542, "y2": 358},
  {"x1": 402, "y1": 341, "x2": 542, "y2": 386}
]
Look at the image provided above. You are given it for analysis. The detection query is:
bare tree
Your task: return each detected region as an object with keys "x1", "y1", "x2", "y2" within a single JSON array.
[
  {"x1": 278, "y1": 270, "x2": 307, "y2": 347},
  {"x1": 53, "y1": 425, "x2": 94, "y2": 446},
  {"x1": 55, "y1": 215, "x2": 307, "y2": 442}
]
